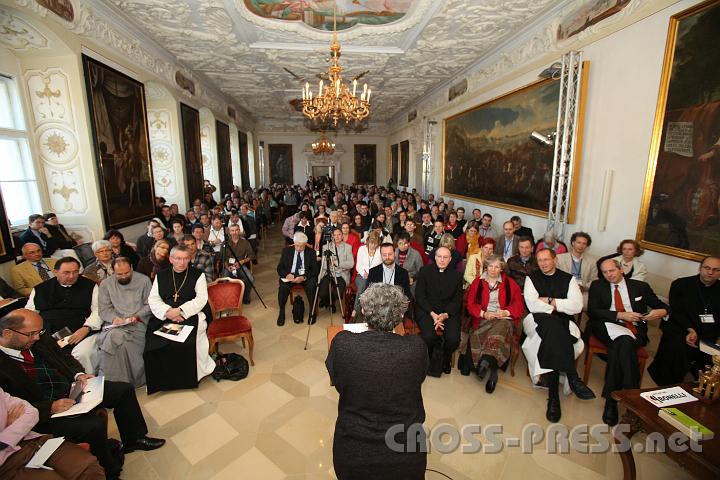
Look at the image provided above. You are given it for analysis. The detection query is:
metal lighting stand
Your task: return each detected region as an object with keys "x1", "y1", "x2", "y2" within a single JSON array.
[{"x1": 547, "y1": 50, "x2": 584, "y2": 242}]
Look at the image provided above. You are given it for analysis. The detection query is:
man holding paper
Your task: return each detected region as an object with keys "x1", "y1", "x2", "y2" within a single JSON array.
[
  {"x1": 0, "y1": 387, "x2": 104, "y2": 479},
  {"x1": 145, "y1": 245, "x2": 215, "y2": 394},
  {"x1": 588, "y1": 258, "x2": 669, "y2": 426},
  {"x1": 0, "y1": 309, "x2": 164, "y2": 479}
]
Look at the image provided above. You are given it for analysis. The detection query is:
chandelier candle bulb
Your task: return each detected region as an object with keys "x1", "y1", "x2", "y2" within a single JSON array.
[{"x1": 353, "y1": 79, "x2": 357, "y2": 96}]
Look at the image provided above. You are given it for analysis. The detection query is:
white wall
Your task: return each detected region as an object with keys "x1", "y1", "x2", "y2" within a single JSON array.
[{"x1": 257, "y1": 132, "x2": 388, "y2": 187}]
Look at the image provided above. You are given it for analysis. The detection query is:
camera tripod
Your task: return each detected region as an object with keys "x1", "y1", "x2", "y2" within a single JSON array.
[{"x1": 303, "y1": 237, "x2": 346, "y2": 350}]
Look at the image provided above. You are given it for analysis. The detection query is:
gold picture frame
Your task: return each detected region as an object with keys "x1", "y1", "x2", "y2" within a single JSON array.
[
  {"x1": 442, "y1": 67, "x2": 588, "y2": 223},
  {"x1": 636, "y1": 0, "x2": 720, "y2": 261}
]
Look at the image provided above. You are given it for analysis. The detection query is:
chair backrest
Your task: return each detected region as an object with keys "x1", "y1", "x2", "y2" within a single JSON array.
[
  {"x1": 73, "y1": 242, "x2": 96, "y2": 267},
  {"x1": 207, "y1": 278, "x2": 245, "y2": 316}
]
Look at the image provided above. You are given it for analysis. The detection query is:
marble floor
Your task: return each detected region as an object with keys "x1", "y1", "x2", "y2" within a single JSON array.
[{"x1": 108, "y1": 225, "x2": 695, "y2": 480}]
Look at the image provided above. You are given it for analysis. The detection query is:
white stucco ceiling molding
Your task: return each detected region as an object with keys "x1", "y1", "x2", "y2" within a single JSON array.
[
  {"x1": 11, "y1": 0, "x2": 256, "y2": 132},
  {"x1": 232, "y1": 0, "x2": 436, "y2": 42},
  {"x1": 0, "y1": 5, "x2": 50, "y2": 50}
]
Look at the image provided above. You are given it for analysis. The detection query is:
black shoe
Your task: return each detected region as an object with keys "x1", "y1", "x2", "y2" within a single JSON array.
[
  {"x1": 443, "y1": 359, "x2": 452, "y2": 374},
  {"x1": 485, "y1": 369, "x2": 498, "y2": 394},
  {"x1": 277, "y1": 313, "x2": 285, "y2": 326},
  {"x1": 476, "y1": 359, "x2": 489, "y2": 381},
  {"x1": 458, "y1": 355, "x2": 472, "y2": 376},
  {"x1": 546, "y1": 396, "x2": 561, "y2": 423},
  {"x1": 331, "y1": 304, "x2": 337, "y2": 314},
  {"x1": 293, "y1": 315, "x2": 303, "y2": 324},
  {"x1": 123, "y1": 436, "x2": 165, "y2": 453},
  {"x1": 603, "y1": 400, "x2": 619, "y2": 426},
  {"x1": 569, "y1": 377, "x2": 596, "y2": 400}
]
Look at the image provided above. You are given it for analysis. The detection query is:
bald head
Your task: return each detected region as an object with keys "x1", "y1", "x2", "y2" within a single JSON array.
[
  {"x1": 21, "y1": 242, "x2": 44, "y2": 262},
  {"x1": 0, "y1": 308, "x2": 44, "y2": 350}
]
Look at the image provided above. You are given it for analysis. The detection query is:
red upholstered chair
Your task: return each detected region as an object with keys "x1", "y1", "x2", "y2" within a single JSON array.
[
  {"x1": 582, "y1": 335, "x2": 648, "y2": 384},
  {"x1": 207, "y1": 278, "x2": 254, "y2": 365}
]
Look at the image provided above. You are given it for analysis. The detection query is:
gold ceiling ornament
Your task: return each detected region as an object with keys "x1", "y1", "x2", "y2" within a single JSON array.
[
  {"x1": 301, "y1": 6, "x2": 371, "y2": 127},
  {"x1": 311, "y1": 132, "x2": 336, "y2": 156}
]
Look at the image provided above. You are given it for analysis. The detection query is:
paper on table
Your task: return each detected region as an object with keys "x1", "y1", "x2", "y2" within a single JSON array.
[
  {"x1": 605, "y1": 322, "x2": 635, "y2": 340},
  {"x1": 153, "y1": 323, "x2": 194, "y2": 343},
  {"x1": 640, "y1": 386, "x2": 698, "y2": 408},
  {"x1": 26, "y1": 437, "x2": 65, "y2": 469},
  {"x1": 51, "y1": 376, "x2": 105, "y2": 418}
]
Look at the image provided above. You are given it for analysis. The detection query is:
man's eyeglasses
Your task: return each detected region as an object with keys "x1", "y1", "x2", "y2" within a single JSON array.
[{"x1": 8, "y1": 328, "x2": 46, "y2": 338}]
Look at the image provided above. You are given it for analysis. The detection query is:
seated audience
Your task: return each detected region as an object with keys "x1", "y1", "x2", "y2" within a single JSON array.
[
  {"x1": 340, "y1": 222, "x2": 361, "y2": 259},
  {"x1": 456, "y1": 207, "x2": 467, "y2": 231},
  {"x1": 326, "y1": 283, "x2": 426, "y2": 479},
  {"x1": 222, "y1": 225, "x2": 255, "y2": 304},
  {"x1": 477, "y1": 213, "x2": 497, "y2": 240},
  {"x1": 145, "y1": 245, "x2": 216, "y2": 394},
  {"x1": 464, "y1": 238, "x2": 495, "y2": 287},
  {"x1": 587, "y1": 259, "x2": 668, "y2": 426},
  {"x1": 395, "y1": 232, "x2": 423, "y2": 293},
  {"x1": 495, "y1": 221, "x2": 519, "y2": 261},
  {"x1": 184, "y1": 235, "x2": 215, "y2": 283},
  {"x1": 135, "y1": 220, "x2": 162, "y2": 258},
  {"x1": 415, "y1": 246, "x2": 463, "y2": 377},
  {"x1": 535, "y1": 231, "x2": 568, "y2": 254},
  {"x1": 97, "y1": 258, "x2": 151, "y2": 388},
  {"x1": 423, "y1": 220, "x2": 445, "y2": 256},
  {"x1": 104, "y1": 229, "x2": 139, "y2": 268},
  {"x1": 82, "y1": 240, "x2": 114, "y2": 284},
  {"x1": 444, "y1": 212, "x2": 463, "y2": 239},
  {"x1": 191, "y1": 224, "x2": 214, "y2": 255},
  {"x1": 510, "y1": 215, "x2": 534, "y2": 245},
  {"x1": 276, "y1": 232, "x2": 319, "y2": 326},
  {"x1": 18, "y1": 215, "x2": 57, "y2": 258},
  {"x1": 136, "y1": 239, "x2": 171, "y2": 282},
  {"x1": 44, "y1": 213, "x2": 78, "y2": 250},
  {"x1": 596, "y1": 239, "x2": 648, "y2": 282},
  {"x1": 294, "y1": 212, "x2": 315, "y2": 247},
  {"x1": 26, "y1": 257, "x2": 100, "y2": 373},
  {"x1": 365, "y1": 243, "x2": 412, "y2": 303},
  {"x1": 168, "y1": 219, "x2": 186, "y2": 246},
  {"x1": 460, "y1": 254, "x2": 524, "y2": 392},
  {"x1": 158, "y1": 205, "x2": 173, "y2": 230},
  {"x1": 0, "y1": 387, "x2": 104, "y2": 479},
  {"x1": 522, "y1": 249, "x2": 594, "y2": 423},
  {"x1": 318, "y1": 228, "x2": 354, "y2": 314},
  {"x1": 430, "y1": 234, "x2": 462, "y2": 272},
  {"x1": 351, "y1": 213, "x2": 366, "y2": 237},
  {"x1": 206, "y1": 215, "x2": 226, "y2": 254},
  {"x1": 648, "y1": 256, "x2": 720, "y2": 386},
  {"x1": 505, "y1": 237, "x2": 538, "y2": 290},
  {"x1": 557, "y1": 232, "x2": 598, "y2": 308},
  {"x1": 10, "y1": 244, "x2": 56, "y2": 297},
  {"x1": 0, "y1": 309, "x2": 164, "y2": 478},
  {"x1": 355, "y1": 232, "x2": 382, "y2": 298},
  {"x1": 455, "y1": 222, "x2": 480, "y2": 259}
]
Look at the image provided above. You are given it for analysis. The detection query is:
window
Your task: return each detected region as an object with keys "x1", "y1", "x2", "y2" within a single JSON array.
[{"x1": 0, "y1": 74, "x2": 42, "y2": 227}]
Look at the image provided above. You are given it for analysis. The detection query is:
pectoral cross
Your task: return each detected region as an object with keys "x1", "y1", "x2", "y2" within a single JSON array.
[{"x1": 173, "y1": 292, "x2": 179, "y2": 302}]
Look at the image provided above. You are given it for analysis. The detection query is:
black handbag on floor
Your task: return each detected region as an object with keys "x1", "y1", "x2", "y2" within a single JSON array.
[
  {"x1": 212, "y1": 352, "x2": 249, "y2": 381},
  {"x1": 292, "y1": 295, "x2": 305, "y2": 323},
  {"x1": 427, "y1": 337, "x2": 445, "y2": 378}
]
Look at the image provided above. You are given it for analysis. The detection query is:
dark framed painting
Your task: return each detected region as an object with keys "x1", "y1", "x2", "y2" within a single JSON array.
[
  {"x1": 239, "y1": 131, "x2": 251, "y2": 191},
  {"x1": 0, "y1": 189, "x2": 13, "y2": 263},
  {"x1": 399, "y1": 140, "x2": 409, "y2": 187},
  {"x1": 637, "y1": 0, "x2": 720, "y2": 261},
  {"x1": 82, "y1": 54, "x2": 155, "y2": 229},
  {"x1": 390, "y1": 143, "x2": 399, "y2": 184},
  {"x1": 354, "y1": 144, "x2": 376, "y2": 184},
  {"x1": 442, "y1": 73, "x2": 588, "y2": 222},
  {"x1": 180, "y1": 103, "x2": 204, "y2": 205},
  {"x1": 268, "y1": 144, "x2": 293, "y2": 185},
  {"x1": 215, "y1": 120, "x2": 233, "y2": 197}
]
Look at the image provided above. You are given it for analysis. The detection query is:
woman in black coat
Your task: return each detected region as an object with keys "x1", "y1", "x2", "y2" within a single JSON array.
[
  {"x1": 326, "y1": 283, "x2": 427, "y2": 479},
  {"x1": 104, "y1": 229, "x2": 140, "y2": 268}
]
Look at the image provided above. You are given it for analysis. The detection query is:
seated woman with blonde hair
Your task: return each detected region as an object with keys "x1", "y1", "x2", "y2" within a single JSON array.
[
  {"x1": 458, "y1": 254, "x2": 525, "y2": 392},
  {"x1": 463, "y1": 237, "x2": 496, "y2": 287}
]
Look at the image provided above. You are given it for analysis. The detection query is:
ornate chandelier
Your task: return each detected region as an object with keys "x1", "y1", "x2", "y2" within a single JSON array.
[
  {"x1": 301, "y1": 11, "x2": 371, "y2": 127},
  {"x1": 312, "y1": 133, "x2": 336, "y2": 155}
]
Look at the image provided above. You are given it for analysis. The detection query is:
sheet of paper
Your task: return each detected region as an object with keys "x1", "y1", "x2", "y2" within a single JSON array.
[
  {"x1": 51, "y1": 376, "x2": 105, "y2": 418},
  {"x1": 26, "y1": 437, "x2": 65, "y2": 469},
  {"x1": 102, "y1": 319, "x2": 134, "y2": 331},
  {"x1": 153, "y1": 324, "x2": 194, "y2": 343},
  {"x1": 640, "y1": 386, "x2": 698, "y2": 408},
  {"x1": 605, "y1": 322, "x2": 635, "y2": 340},
  {"x1": 281, "y1": 278, "x2": 291, "y2": 283}
]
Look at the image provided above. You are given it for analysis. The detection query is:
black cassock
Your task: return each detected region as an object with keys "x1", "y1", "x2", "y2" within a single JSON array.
[{"x1": 144, "y1": 267, "x2": 213, "y2": 394}]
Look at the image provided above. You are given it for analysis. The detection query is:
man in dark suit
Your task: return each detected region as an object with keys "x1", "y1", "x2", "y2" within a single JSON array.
[
  {"x1": 0, "y1": 308, "x2": 164, "y2": 479},
  {"x1": 18, "y1": 214, "x2": 57, "y2": 258},
  {"x1": 365, "y1": 243, "x2": 412, "y2": 302},
  {"x1": 588, "y1": 259, "x2": 669, "y2": 426},
  {"x1": 511, "y1": 215, "x2": 535, "y2": 246},
  {"x1": 276, "y1": 232, "x2": 319, "y2": 326}
]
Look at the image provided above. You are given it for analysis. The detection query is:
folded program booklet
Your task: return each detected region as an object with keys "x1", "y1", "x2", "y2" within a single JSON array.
[{"x1": 640, "y1": 386, "x2": 698, "y2": 408}]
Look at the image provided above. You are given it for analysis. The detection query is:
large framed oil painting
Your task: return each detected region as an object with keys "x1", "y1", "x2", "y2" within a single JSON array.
[
  {"x1": 400, "y1": 140, "x2": 409, "y2": 187},
  {"x1": 180, "y1": 103, "x2": 204, "y2": 205},
  {"x1": 0, "y1": 190, "x2": 12, "y2": 263},
  {"x1": 390, "y1": 143, "x2": 399, "y2": 185},
  {"x1": 239, "y1": 131, "x2": 251, "y2": 192},
  {"x1": 268, "y1": 144, "x2": 293, "y2": 185},
  {"x1": 637, "y1": 0, "x2": 720, "y2": 261},
  {"x1": 82, "y1": 54, "x2": 155, "y2": 229},
  {"x1": 442, "y1": 74, "x2": 588, "y2": 222},
  {"x1": 354, "y1": 144, "x2": 376, "y2": 184},
  {"x1": 215, "y1": 120, "x2": 233, "y2": 197}
]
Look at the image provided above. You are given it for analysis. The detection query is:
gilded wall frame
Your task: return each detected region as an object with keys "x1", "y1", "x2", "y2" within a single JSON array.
[{"x1": 636, "y1": 0, "x2": 720, "y2": 261}]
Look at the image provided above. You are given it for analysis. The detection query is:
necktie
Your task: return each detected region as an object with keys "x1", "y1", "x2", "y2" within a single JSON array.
[
  {"x1": 21, "y1": 349, "x2": 36, "y2": 379},
  {"x1": 36, "y1": 262, "x2": 50, "y2": 281},
  {"x1": 614, "y1": 284, "x2": 636, "y2": 333},
  {"x1": 294, "y1": 251, "x2": 303, "y2": 276}
]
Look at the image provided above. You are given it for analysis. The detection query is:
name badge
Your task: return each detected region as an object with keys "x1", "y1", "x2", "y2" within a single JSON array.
[
  {"x1": 299, "y1": 268, "x2": 305, "y2": 276},
  {"x1": 229, "y1": 258, "x2": 236, "y2": 264},
  {"x1": 700, "y1": 314, "x2": 715, "y2": 324}
]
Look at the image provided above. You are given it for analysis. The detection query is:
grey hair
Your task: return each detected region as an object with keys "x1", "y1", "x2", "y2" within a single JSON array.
[
  {"x1": 483, "y1": 253, "x2": 506, "y2": 271},
  {"x1": 92, "y1": 239, "x2": 111, "y2": 252},
  {"x1": 543, "y1": 230, "x2": 557, "y2": 243},
  {"x1": 359, "y1": 283, "x2": 409, "y2": 332},
  {"x1": 0, "y1": 313, "x2": 25, "y2": 332},
  {"x1": 169, "y1": 244, "x2": 191, "y2": 257}
]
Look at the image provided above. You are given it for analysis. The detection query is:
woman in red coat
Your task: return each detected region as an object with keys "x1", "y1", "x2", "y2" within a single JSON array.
[{"x1": 460, "y1": 253, "x2": 524, "y2": 393}]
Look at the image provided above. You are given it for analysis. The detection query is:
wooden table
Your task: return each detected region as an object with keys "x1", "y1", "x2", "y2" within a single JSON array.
[{"x1": 612, "y1": 384, "x2": 720, "y2": 479}]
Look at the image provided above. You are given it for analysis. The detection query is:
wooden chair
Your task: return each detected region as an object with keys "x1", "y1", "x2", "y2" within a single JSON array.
[
  {"x1": 582, "y1": 335, "x2": 648, "y2": 384},
  {"x1": 206, "y1": 278, "x2": 254, "y2": 365},
  {"x1": 289, "y1": 284, "x2": 306, "y2": 304}
]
